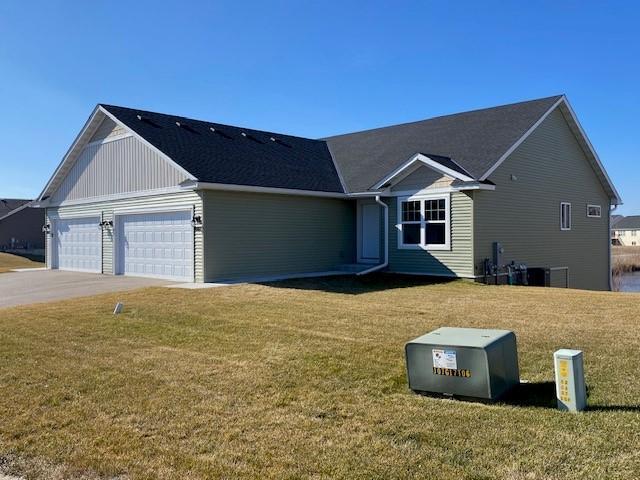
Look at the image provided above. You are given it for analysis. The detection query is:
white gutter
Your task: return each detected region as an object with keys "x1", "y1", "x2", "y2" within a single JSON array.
[
  {"x1": 190, "y1": 181, "x2": 388, "y2": 199},
  {"x1": 357, "y1": 195, "x2": 388, "y2": 276}
]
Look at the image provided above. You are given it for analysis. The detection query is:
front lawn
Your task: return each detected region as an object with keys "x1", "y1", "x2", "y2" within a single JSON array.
[
  {"x1": 0, "y1": 252, "x2": 44, "y2": 273},
  {"x1": 0, "y1": 276, "x2": 638, "y2": 479}
]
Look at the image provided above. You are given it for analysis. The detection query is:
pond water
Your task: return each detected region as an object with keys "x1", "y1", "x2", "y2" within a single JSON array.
[{"x1": 619, "y1": 271, "x2": 640, "y2": 292}]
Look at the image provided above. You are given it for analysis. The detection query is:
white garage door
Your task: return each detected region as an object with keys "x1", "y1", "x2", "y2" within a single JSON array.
[
  {"x1": 54, "y1": 217, "x2": 102, "y2": 273},
  {"x1": 117, "y1": 210, "x2": 194, "y2": 281}
]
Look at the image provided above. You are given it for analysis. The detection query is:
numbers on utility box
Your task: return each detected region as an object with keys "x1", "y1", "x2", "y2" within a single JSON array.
[{"x1": 432, "y1": 367, "x2": 472, "y2": 378}]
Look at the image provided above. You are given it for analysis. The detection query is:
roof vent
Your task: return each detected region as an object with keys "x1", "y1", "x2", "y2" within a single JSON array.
[
  {"x1": 241, "y1": 132, "x2": 264, "y2": 144},
  {"x1": 136, "y1": 114, "x2": 161, "y2": 128},
  {"x1": 209, "y1": 126, "x2": 231, "y2": 139},
  {"x1": 270, "y1": 136, "x2": 292, "y2": 148},
  {"x1": 175, "y1": 121, "x2": 199, "y2": 134}
]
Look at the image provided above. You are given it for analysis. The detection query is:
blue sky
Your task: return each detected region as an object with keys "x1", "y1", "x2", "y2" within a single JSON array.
[{"x1": 0, "y1": 1, "x2": 638, "y2": 213}]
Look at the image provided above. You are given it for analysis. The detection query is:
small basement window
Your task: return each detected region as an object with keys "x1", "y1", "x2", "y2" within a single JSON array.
[
  {"x1": 560, "y1": 202, "x2": 572, "y2": 231},
  {"x1": 398, "y1": 194, "x2": 450, "y2": 250},
  {"x1": 587, "y1": 204, "x2": 601, "y2": 218}
]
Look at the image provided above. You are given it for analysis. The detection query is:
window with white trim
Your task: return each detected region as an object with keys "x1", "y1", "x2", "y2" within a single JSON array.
[
  {"x1": 560, "y1": 202, "x2": 572, "y2": 231},
  {"x1": 586, "y1": 204, "x2": 601, "y2": 218},
  {"x1": 398, "y1": 195, "x2": 450, "y2": 250}
]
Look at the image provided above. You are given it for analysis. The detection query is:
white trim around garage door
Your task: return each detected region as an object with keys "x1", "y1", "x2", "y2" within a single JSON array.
[{"x1": 112, "y1": 207, "x2": 196, "y2": 282}]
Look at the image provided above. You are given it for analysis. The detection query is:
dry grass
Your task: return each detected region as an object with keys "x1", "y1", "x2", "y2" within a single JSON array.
[
  {"x1": 0, "y1": 253, "x2": 44, "y2": 274},
  {"x1": 1, "y1": 275, "x2": 639, "y2": 479},
  {"x1": 611, "y1": 247, "x2": 640, "y2": 291}
]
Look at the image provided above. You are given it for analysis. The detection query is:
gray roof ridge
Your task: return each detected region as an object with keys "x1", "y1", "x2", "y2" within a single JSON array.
[{"x1": 321, "y1": 95, "x2": 564, "y2": 140}]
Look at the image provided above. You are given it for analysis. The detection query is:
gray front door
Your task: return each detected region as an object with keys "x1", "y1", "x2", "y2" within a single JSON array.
[{"x1": 361, "y1": 204, "x2": 380, "y2": 261}]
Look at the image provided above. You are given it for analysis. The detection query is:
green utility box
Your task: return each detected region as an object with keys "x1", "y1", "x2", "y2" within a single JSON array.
[{"x1": 405, "y1": 327, "x2": 520, "y2": 400}]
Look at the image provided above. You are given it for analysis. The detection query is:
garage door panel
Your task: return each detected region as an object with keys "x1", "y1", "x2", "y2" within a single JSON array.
[
  {"x1": 117, "y1": 211, "x2": 193, "y2": 282},
  {"x1": 54, "y1": 217, "x2": 101, "y2": 273}
]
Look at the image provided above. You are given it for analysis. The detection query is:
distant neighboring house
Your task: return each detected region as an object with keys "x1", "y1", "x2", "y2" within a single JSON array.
[
  {"x1": 0, "y1": 199, "x2": 44, "y2": 251},
  {"x1": 35, "y1": 95, "x2": 620, "y2": 290},
  {"x1": 612, "y1": 216, "x2": 640, "y2": 246},
  {"x1": 611, "y1": 215, "x2": 624, "y2": 245}
]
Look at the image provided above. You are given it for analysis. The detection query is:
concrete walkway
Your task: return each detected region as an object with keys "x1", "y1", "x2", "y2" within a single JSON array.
[{"x1": 0, "y1": 270, "x2": 173, "y2": 308}]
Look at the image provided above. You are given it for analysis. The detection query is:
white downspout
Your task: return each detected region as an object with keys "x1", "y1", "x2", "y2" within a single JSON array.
[
  {"x1": 357, "y1": 195, "x2": 388, "y2": 275},
  {"x1": 609, "y1": 203, "x2": 616, "y2": 291}
]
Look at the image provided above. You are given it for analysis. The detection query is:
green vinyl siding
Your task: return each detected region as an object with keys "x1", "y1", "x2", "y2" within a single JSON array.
[
  {"x1": 202, "y1": 190, "x2": 355, "y2": 281},
  {"x1": 45, "y1": 191, "x2": 204, "y2": 282},
  {"x1": 386, "y1": 191, "x2": 474, "y2": 277},
  {"x1": 473, "y1": 108, "x2": 610, "y2": 291}
]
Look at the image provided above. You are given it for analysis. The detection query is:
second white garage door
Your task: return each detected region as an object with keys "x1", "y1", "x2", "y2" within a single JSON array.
[{"x1": 116, "y1": 211, "x2": 194, "y2": 282}]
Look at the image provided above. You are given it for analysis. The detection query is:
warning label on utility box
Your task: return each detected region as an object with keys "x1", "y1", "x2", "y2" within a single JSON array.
[{"x1": 432, "y1": 349, "x2": 457, "y2": 370}]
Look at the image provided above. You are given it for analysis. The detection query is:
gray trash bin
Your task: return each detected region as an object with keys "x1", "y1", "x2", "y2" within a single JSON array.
[{"x1": 405, "y1": 327, "x2": 520, "y2": 400}]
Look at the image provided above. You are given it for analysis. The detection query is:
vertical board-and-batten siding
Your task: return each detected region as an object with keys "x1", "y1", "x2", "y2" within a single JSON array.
[
  {"x1": 46, "y1": 191, "x2": 204, "y2": 282},
  {"x1": 386, "y1": 191, "x2": 474, "y2": 277},
  {"x1": 202, "y1": 190, "x2": 355, "y2": 281},
  {"x1": 474, "y1": 108, "x2": 610, "y2": 290},
  {"x1": 50, "y1": 126, "x2": 188, "y2": 204}
]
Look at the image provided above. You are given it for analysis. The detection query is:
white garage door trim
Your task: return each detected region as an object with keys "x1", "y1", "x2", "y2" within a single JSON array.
[
  {"x1": 114, "y1": 209, "x2": 195, "y2": 282},
  {"x1": 52, "y1": 215, "x2": 102, "y2": 273}
]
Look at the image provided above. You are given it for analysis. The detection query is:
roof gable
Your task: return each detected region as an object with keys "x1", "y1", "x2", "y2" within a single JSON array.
[
  {"x1": 38, "y1": 107, "x2": 196, "y2": 202},
  {"x1": 37, "y1": 96, "x2": 619, "y2": 203},
  {"x1": 372, "y1": 153, "x2": 474, "y2": 190},
  {"x1": 324, "y1": 96, "x2": 620, "y2": 203},
  {"x1": 50, "y1": 128, "x2": 190, "y2": 204},
  {"x1": 100, "y1": 105, "x2": 345, "y2": 194},
  {"x1": 324, "y1": 96, "x2": 563, "y2": 192}
]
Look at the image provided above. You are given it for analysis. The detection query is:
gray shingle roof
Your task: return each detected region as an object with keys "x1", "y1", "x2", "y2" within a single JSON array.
[
  {"x1": 101, "y1": 105, "x2": 345, "y2": 194},
  {"x1": 0, "y1": 199, "x2": 31, "y2": 218},
  {"x1": 99, "y1": 96, "x2": 568, "y2": 195},
  {"x1": 324, "y1": 95, "x2": 563, "y2": 192},
  {"x1": 615, "y1": 216, "x2": 640, "y2": 229}
]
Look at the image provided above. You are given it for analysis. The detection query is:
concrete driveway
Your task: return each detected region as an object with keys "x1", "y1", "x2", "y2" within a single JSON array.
[{"x1": 0, "y1": 270, "x2": 173, "y2": 308}]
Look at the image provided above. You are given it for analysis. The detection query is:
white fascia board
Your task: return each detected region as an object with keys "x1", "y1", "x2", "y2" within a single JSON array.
[
  {"x1": 188, "y1": 180, "x2": 388, "y2": 199},
  {"x1": 37, "y1": 105, "x2": 103, "y2": 201},
  {"x1": 388, "y1": 182, "x2": 494, "y2": 198},
  {"x1": 194, "y1": 182, "x2": 350, "y2": 198},
  {"x1": 98, "y1": 106, "x2": 197, "y2": 182},
  {"x1": 479, "y1": 96, "x2": 621, "y2": 206},
  {"x1": 348, "y1": 191, "x2": 387, "y2": 197},
  {"x1": 418, "y1": 154, "x2": 475, "y2": 182},
  {"x1": 479, "y1": 97, "x2": 564, "y2": 182},
  {"x1": 559, "y1": 97, "x2": 622, "y2": 206},
  {"x1": 193, "y1": 180, "x2": 491, "y2": 199},
  {"x1": 372, "y1": 153, "x2": 474, "y2": 190}
]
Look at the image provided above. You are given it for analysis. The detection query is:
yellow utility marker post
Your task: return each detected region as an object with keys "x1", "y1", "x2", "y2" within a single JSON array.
[{"x1": 554, "y1": 349, "x2": 587, "y2": 412}]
